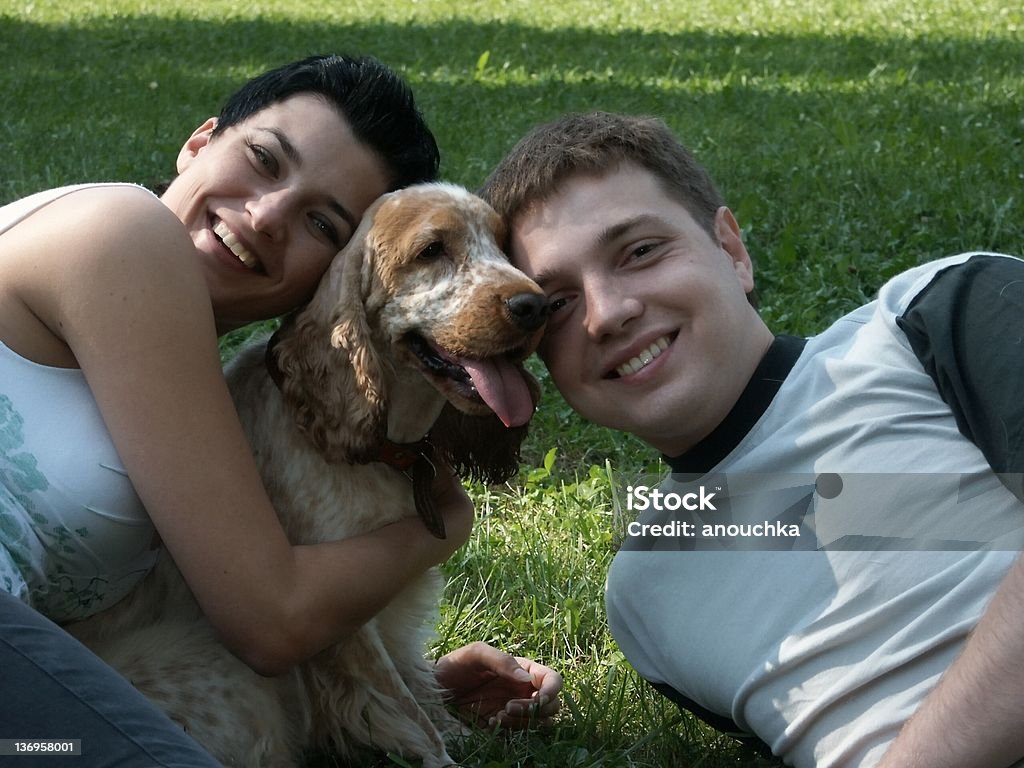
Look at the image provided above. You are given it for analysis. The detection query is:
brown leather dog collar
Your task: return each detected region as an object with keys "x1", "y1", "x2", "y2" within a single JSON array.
[
  {"x1": 366, "y1": 437, "x2": 447, "y2": 541},
  {"x1": 263, "y1": 327, "x2": 446, "y2": 540}
]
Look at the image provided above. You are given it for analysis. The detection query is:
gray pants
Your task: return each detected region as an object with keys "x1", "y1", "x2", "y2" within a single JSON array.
[{"x1": 0, "y1": 590, "x2": 221, "y2": 767}]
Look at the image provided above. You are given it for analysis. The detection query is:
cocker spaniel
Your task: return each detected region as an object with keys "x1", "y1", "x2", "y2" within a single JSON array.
[{"x1": 70, "y1": 183, "x2": 548, "y2": 767}]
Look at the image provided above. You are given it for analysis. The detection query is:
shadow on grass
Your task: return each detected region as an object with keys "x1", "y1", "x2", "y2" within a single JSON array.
[{"x1": 2, "y1": 15, "x2": 1020, "y2": 181}]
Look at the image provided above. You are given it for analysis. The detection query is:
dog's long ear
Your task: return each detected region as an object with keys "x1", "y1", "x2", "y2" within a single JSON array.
[
  {"x1": 272, "y1": 204, "x2": 389, "y2": 461},
  {"x1": 327, "y1": 236, "x2": 390, "y2": 459},
  {"x1": 430, "y1": 371, "x2": 541, "y2": 485}
]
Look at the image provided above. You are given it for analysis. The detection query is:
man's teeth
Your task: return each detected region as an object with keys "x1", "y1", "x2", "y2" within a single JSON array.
[
  {"x1": 616, "y1": 336, "x2": 671, "y2": 377},
  {"x1": 213, "y1": 221, "x2": 259, "y2": 270}
]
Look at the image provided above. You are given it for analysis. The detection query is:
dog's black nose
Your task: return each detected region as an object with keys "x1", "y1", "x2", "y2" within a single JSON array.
[{"x1": 505, "y1": 292, "x2": 548, "y2": 331}]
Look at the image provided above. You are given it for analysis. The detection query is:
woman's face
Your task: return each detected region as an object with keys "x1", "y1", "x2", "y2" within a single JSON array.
[{"x1": 161, "y1": 93, "x2": 391, "y2": 329}]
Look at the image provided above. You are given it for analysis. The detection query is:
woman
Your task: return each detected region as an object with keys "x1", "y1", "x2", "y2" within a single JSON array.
[{"x1": 0, "y1": 54, "x2": 559, "y2": 765}]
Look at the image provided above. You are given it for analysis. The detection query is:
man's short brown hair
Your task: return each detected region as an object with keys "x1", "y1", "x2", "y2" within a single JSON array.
[{"x1": 479, "y1": 112, "x2": 725, "y2": 239}]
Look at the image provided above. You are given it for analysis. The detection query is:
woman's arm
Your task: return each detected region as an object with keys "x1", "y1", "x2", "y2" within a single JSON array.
[{"x1": 2, "y1": 186, "x2": 470, "y2": 674}]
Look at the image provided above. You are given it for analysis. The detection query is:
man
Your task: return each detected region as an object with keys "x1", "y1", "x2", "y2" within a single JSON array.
[{"x1": 480, "y1": 112, "x2": 1024, "y2": 767}]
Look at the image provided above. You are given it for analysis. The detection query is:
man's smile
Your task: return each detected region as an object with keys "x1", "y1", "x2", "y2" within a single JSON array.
[{"x1": 605, "y1": 332, "x2": 677, "y2": 379}]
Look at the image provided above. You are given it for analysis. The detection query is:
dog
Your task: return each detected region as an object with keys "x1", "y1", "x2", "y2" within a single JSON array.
[{"x1": 69, "y1": 182, "x2": 548, "y2": 767}]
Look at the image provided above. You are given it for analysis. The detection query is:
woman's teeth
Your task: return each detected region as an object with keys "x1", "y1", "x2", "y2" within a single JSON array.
[
  {"x1": 616, "y1": 335, "x2": 670, "y2": 377},
  {"x1": 213, "y1": 221, "x2": 259, "y2": 270}
]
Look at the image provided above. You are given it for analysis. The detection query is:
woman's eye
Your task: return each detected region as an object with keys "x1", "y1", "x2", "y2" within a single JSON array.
[
  {"x1": 311, "y1": 215, "x2": 340, "y2": 248},
  {"x1": 248, "y1": 143, "x2": 279, "y2": 176}
]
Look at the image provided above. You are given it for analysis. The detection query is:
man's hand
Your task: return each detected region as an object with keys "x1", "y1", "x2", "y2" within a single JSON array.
[{"x1": 434, "y1": 641, "x2": 563, "y2": 728}]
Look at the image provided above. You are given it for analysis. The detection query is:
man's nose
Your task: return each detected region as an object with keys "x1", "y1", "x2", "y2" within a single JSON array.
[{"x1": 584, "y1": 282, "x2": 642, "y2": 340}]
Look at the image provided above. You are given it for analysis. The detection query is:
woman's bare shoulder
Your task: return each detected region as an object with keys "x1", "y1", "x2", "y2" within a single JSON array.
[
  {"x1": 1, "y1": 184, "x2": 209, "y2": 358},
  {"x1": 12, "y1": 184, "x2": 187, "y2": 251},
  {"x1": 2, "y1": 185, "x2": 195, "y2": 273}
]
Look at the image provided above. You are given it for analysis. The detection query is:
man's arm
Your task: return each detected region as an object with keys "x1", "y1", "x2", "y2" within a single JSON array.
[
  {"x1": 884, "y1": 253, "x2": 1024, "y2": 766},
  {"x1": 877, "y1": 553, "x2": 1024, "y2": 768}
]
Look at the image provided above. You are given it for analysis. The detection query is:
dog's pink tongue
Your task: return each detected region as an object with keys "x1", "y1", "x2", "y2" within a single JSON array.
[{"x1": 459, "y1": 357, "x2": 534, "y2": 428}]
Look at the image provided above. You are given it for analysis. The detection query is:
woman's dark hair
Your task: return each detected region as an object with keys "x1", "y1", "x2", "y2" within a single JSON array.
[{"x1": 213, "y1": 54, "x2": 440, "y2": 190}]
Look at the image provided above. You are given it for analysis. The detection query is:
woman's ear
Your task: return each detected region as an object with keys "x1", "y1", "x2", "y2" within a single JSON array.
[{"x1": 175, "y1": 117, "x2": 219, "y2": 173}]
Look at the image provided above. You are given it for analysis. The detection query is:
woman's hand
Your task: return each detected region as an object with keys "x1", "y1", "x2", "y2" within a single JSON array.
[
  {"x1": 429, "y1": 460, "x2": 475, "y2": 559},
  {"x1": 434, "y1": 641, "x2": 562, "y2": 729}
]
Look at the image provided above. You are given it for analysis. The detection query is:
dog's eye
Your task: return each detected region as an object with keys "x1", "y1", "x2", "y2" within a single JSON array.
[{"x1": 417, "y1": 241, "x2": 445, "y2": 261}]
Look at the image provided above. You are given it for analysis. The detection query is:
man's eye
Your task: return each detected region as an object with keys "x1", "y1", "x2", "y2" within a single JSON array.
[
  {"x1": 549, "y1": 296, "x2": 570, "y2": 314},
  {"x1": 630, "y1": 243, "x2": 655, "y2": 260}
]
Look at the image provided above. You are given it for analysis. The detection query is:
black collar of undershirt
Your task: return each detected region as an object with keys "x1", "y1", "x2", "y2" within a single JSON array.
[{"x1": 664, "y1": 334, "x2": 807, "y2": 475}]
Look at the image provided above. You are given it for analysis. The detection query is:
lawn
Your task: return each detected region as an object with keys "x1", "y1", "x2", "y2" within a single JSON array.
[{"x1": 2, "y1": 1, "x2": 1022, "y2": 765}]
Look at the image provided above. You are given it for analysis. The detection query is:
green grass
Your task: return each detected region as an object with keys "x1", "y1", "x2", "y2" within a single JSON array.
[{"x1": 3, "y1": 1, "x2": 1022, "y2": 765}]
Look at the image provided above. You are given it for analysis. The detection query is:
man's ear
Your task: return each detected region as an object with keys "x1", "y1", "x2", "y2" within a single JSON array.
[
  {"x1": 714, "y1": 206, "x2": 755, "y2": 294},
  {"x1": 175, "y1": 117, "x2": 218, "y2": 174}
]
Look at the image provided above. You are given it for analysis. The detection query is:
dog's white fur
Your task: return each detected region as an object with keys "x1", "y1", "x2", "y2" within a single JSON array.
[{"x1": 69, "y1": 183, "x2": 546, "y2": 767}]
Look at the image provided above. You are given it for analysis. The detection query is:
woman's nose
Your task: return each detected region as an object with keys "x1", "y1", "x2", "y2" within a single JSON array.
[{"x1": 247, "y1": 189, "x2": 291, "y2": 241}]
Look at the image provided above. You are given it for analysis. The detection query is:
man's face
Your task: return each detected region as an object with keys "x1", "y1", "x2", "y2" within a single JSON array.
[{"x1": 509, "y1": 162, "x2": 773, "y2": 456}]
